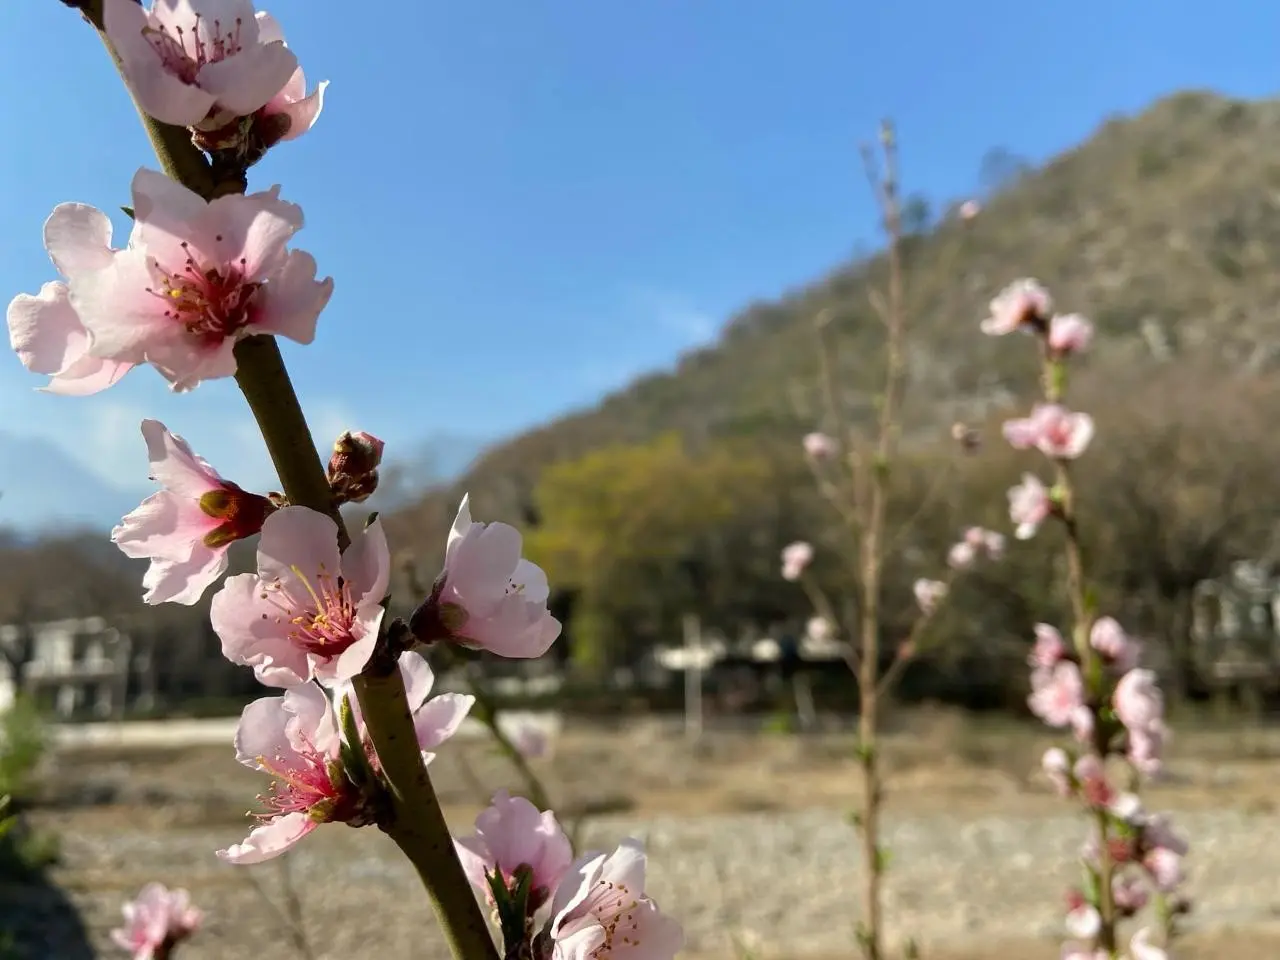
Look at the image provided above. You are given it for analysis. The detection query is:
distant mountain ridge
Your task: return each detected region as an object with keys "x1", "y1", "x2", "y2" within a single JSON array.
[
  {"x1": 0, "y1": 431, "x2": 144, "y2": 535},
  {"x1": 386, "y1": 90, "x2": 1280, "y2": 543}
]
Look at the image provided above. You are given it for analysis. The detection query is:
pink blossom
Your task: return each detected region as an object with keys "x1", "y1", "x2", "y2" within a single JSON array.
[
  {"x1": 1128, "y1": 928, "x2": 1168, "y2": 960},
  {"x1": 218, "y1": 683, "x2": 367, "y2": 864},
  {"x1": 806, "y1": 615, "x2": 835, "y2": 642},
  {"x1": 958, "y1": 199, "x2": 981, "y2": 221},
  {"x1": 455, "y1": 790, "x2": 573, "y2": 911},
  {"x1": 1029, "y1": 623, "x2": 1068, "y2": 668},
  {"x1": 1069, "y1": 705, "x2": 1095, "y2": 744},
  {"x1": 1090, "y1": 617, "x2": 1140, "y2": 673},
  {"x1": 1064, "y1": 902, "x2": 1101, "y2": 940},
  {"x1": 7, "y1": 203, "x2": 144, "y2": 395},
  {"x1": 948, "y1": 527, "x2": 1002, "y2": 569},
  {"x1": 913, "y1": 578, "x2": 948, "y2": 615},
  {"x1": 1074, "y1": 754, "x2": 1112, "y2": 806},
  {"x1": 1144, "y1": 846, "x2": 1184, "y2": 892},
  {"x1": 333, "y1": 650, "x2": 474, "y2": 766},
  {"x1": 113, "y1": 419, "x2": 272, "y2": 605},
  {"x1": 1127, "y1": 721, "x2": 1168, "y2": 776},
  {"x1": 69, "y1": 169, "x2": 332, "y2": 392},
  {"x1": 1112, "y1": 873, "x2": 1149, "y2": 914},
  {"x1": 947, "y1": 540, "x2": 976, "y2": 570},
  {"x1": 1003, "y1": 404, "x2": 1095, "y2": 459},
  {"x1": 1042, "y1": 747, "x2": 1072, "y2": 796},
  {"x1": 1113, "y1": 669, "x2": 1164, "y2": 734},
  {"x1": 257, "y1": 62, "x2": 328, "y2": 146},
  {"x1": 1108, "y1": 791, "x2": 1146, "y2": 825},
  {"x1": 111, "y1": 882, "x2": 202, "y2": 959},
  {"x1": 981, "y1": 278, "x2": 1051, "y2": 335},
  {"x1": 1028, "y1": 662, "x2": 1085, "y2": 727},
  {"x1": 802, "y1": 431, "x2": 838, "y2": 459},
  {"x1": 781, "y1": 541, "x2": 814, "y2": 581},
  {"x1": 211, "y1": 506, "x2": 389, "y2": 687},
  {"x1": 1008, "y1": 473, "x2": 1052, "y2": 539},
  {"x1": 549, "y1": 839, "x2": 684, "y2": 960},
  {"x1": 1048, "y1": 313, "x2": 1094, "y2": 355},
  {"x1": 420, "y1": 495, "x2": 561, "y2": 658},
  {"x1": 7, "y1": 281, "x2": 133, "y2": 396},
  {"x1": 104, "y1": 0, "x2": 298, "y2": 128}
]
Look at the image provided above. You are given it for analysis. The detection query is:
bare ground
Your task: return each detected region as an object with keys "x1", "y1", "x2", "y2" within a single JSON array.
[{"x1": 13, "y1": 707, "x2": 1280, "y2": 959}]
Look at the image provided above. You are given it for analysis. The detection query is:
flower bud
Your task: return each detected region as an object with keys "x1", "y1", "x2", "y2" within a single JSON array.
[{"x1": 328, "y1": 430, "x2": 385, "y2": 505}]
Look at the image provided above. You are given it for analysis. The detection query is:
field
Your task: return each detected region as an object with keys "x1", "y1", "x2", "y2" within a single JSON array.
[{"x1": 9, "y1": 707, "x2": 1280, "y2": 959}]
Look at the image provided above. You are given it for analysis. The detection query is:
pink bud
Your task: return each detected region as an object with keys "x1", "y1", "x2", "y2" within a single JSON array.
[
  {"x1": 913, "y1": 578, "x2": 948, "y2": 615},
  {"x1": 1008, "y1": 473, "x2": 1052, "y2": 540},
  {"x1": 802, "y1": 432, "x2": 838, "y2": 459},
  {"x1": 958, "y1": 199, "x2": 981, "y2": 221},
  {"x1": 1042, "y1": 747, "x2": 1072, "y2": 796},
  {"x1": 781, "y1": 541, "x2": 814, "y2": 581},
  {"x1": 1028, "y1": 623, "x2": 1068, "y2": 668},
  {"x1": 1089, "y1": 617, "x2": 1141, "y2": 673},
  {"x1": 981, "y1": 278, "x2": 1052, "y2": 335},
  {"x1": 1048, "y1": 313, "x2": 1094, "y2": 356},
  {"x1": 328, "y1": 429, "x2": 386, "y2": 504},
  {"x1": 1028, "y1": 662, "x2": 1085, "y2": 728},
  {"x1": 111, "y1": 883, "x2": 202, "y2": 959}
]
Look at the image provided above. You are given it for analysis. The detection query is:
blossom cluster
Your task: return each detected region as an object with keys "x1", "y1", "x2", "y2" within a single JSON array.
[
  {"x1": 111, "y1": 883, "x2": 202, "y2": 960},
  {"x1": 984, "y1": 280, "x2": 1186, "y2": 960},
  {"x1": 12, "y1": 3, "x2": 681, "y2": 959},
  {"x1": 457, "y1": 791, "x2": 683, "y2": 960}
]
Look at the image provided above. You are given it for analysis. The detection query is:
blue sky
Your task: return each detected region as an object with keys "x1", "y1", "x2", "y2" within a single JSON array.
[{"x1": 2, "y1": 0, "x2": 1279, "y2": 520}]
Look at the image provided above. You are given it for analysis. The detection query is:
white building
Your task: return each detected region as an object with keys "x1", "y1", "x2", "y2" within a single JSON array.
[{"x1": 0, "y1": 616, "x2": 131, "y2": 718}]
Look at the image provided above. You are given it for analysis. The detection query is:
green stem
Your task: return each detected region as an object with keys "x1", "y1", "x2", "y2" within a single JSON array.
[{"x1": 78, "y1": 7, "x2": 498, "y2": 958}]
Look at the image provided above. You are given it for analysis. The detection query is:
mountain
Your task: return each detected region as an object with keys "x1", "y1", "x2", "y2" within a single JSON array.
[
  {"x1": 387, "y1": 90, "x2": 1280, "y2": 540},
  {"x1": 0, "y1": 432, "x2": 145, "y2": 535}
]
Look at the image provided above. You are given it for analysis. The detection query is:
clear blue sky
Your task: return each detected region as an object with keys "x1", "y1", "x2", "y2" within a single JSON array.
[{"x1": 2, "y1": 0, "x2": 1278, "y2": 511}]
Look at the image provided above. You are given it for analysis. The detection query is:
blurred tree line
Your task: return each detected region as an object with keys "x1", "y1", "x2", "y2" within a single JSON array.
[
  {"x1": 517, "y1": 357, "x2": 1280, "y2": 707},
  {"x1": 0, "y1": 356, "x2": 1276, "y2": 715}
]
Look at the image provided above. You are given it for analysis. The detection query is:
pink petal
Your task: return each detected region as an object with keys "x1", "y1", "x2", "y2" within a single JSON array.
[
  {"x1": 7, "y1": 282, "x2": 90, "y2": 376},
  {"x1": 196, "y1": 41, "x2": 297, "y2": 115},
  {"x1": 104, "y1": 0, "x2": 217, "y2": 126},
  {"x1": 255, "y1": 250, "x2": 332, "y2": 345},
  {"x1": 256, "y1": 507, "x2": 342, "y2": 594},
  {"x1": 138, "y1": 545, "x2": 228, "y2": 606},
  {"x1": 44, "y1": 203, "x2": 116, "y2": 278},
  {"x1": 141, "y1": 419, "x2": 225, "y2": 496},
  {"x1": 41, "y1": 353, "x2": 133, "y2": 396},
  {"x1": 284, "y1": 683, "x2": 341, "y2": 756},
  {"x1": 70, "y1": 246, "x2": 176, "y2": 362},
  {"x1": 112, "y1": 490, "x2": 215, "y2": 560},
  {"x1": 217, "y1": 812, "x2": 317, "y2": 864},
  {"x1": 320, "y1": 611, "x2": 382, "y2": 684},
  {"x1": 553, "y1": 926, "x2": 608, "y2": 960},
  {"x1": 454, "y1": 836, "x2": 494, "y2": 893},
  {"x1": 341, "y1": 517, "x2": 391, "y2": 605},
  {"x1": 210, "y1": 572, "x2": 313, "y2": 687},
  {"x1": 599, "y1": 837, "x2": 647, "y2": 895},
  {"x1": 131, "y1": 168, "x2": 216, "y2": 263},
  {"x1": 233, "y1": 694, "x2": 294, "y2": 770},
  {"x1": 204, "y1": 191, "x2": 302, "y2": 280},
  {"x1": 398, "y1": 650, "x2": 437, "y2": 712},
  {"x1": 414, "y1": 693, "x2": 474, "y2": 750},
  {"x1": 274, "y1": 77, "x2": 328, "y2": 142},
  {"x1": 254, "y1": 10, "x2": 285, "y2": 45}
]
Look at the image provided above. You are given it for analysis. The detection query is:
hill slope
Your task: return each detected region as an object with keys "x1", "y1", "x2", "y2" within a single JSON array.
[{"x1": 388, "y1": 90, "x2": 1280, "y2": 541}]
